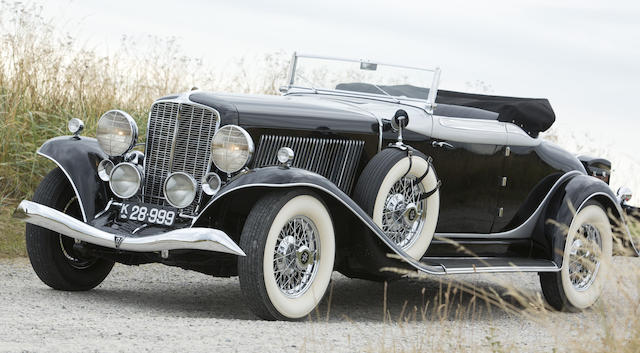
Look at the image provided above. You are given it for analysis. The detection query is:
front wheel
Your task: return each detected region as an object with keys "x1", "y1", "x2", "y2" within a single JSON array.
[
  {"x1": 26, "y1": 168, "x2": 114, "y2": 291},
  {"x1": 238, "y1": 190, "x2": 335, "y2": 320}
]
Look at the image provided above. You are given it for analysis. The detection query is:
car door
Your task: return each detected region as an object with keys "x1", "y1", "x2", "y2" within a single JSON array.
[
  {"x1": 423, "y1": 116, "x2": 508, "y2": 234},
  {"x1": 489, "y1": 124, "x2": 564, "y2": 233}
]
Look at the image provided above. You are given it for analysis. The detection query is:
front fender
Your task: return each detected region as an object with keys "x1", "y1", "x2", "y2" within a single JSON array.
[
  {"x1": 194, "y1": 167, "x2": 446, "y2": 275},
  {"x1": 37, "y1": 136, "x2": 108, "y2": 221},
  {"x1": 544, "y1": 174, "x2": 638, "y2": 266}
]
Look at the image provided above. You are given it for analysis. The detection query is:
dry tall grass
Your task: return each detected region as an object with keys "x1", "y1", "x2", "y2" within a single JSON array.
[{"x1": 0, "y1": 1, "x2": 288, "y2": 255}]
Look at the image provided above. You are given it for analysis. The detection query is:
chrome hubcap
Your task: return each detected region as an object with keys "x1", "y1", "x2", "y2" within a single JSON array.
[
  {"x1": 382, "y1": 176, "x2": 426, "y2": 249},
  {"x1": 568, "y1": 223, "x2": 602, "y2": 291},
  {"x1": 273, "y1": 216, "x2": 319, "y2": 298}
]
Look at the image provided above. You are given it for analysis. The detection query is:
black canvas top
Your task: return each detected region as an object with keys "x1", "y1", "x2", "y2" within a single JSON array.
[
  {"x1": 435, "y1": 89, "x2": 555, "y2": 137},
  {"x1": 335, "y1": 83, "x2": 556, "y2": 137}
]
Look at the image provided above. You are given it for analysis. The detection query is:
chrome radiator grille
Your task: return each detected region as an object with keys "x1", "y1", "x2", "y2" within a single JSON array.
[
  {"x1": 252, "y1": 135, "x2": 365, "y2": 194},
  {"x1": 143, "y1": 101, "x2": 219, "y2": 214}
]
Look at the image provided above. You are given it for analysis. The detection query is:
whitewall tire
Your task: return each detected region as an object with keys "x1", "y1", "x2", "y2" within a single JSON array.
[
  {"x1": 238, "y1": 190, "x2": 335, "y2": 320},
  {"x1": 354, "y1": 148, "x2": 439, "y2": 260},
  {"x1": 540, "y1": 202, "x2": 613, "y2": 311}
]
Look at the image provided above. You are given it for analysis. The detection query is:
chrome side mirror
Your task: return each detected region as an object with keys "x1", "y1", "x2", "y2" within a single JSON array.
[{"x1": 617, "y1": 186, "x2": 632, "y2": 204}]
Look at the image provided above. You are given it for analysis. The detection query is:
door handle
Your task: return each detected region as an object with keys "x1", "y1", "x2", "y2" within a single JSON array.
[{"x1": 432, "y1": 141, "x2": 454, "y2": 149}]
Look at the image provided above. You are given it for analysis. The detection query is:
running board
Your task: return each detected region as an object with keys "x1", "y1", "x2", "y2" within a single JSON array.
[{"x1": 421, "y1": 257, "x2": 560, "y2": 274}]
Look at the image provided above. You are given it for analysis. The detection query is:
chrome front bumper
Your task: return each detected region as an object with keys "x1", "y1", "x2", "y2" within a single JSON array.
[{"x1": 13, "y1": 200, "x2": 245, "y2": 256}]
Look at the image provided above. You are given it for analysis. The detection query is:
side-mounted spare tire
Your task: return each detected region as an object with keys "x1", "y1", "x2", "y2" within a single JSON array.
[{"x1": 353, "y1": 147, "x2": 440, "y2": 259}]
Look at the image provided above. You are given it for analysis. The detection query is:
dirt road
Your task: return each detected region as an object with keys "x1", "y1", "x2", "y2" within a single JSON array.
[{"x1": 1, "y1": 257, "x2": 637, "y2": 352}]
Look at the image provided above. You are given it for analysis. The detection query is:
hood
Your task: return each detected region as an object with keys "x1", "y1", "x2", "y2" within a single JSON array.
[{"x1": 187, "y1": 91, "x2": 431, "y2": 134}]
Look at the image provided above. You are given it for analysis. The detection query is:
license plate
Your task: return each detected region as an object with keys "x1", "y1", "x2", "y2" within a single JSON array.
[{"x1": 119, "y1": 202, "x2": 177, "y2": 226}]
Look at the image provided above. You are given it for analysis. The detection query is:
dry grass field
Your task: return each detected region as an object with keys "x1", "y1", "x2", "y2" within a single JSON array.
[{"x1": 1, "y1": 2, "x2": 639, "y2": 352}]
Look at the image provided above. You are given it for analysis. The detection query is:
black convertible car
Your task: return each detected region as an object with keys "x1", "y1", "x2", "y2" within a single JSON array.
[{"x1": 14, "y1": 53, "x2": 638, "y2": 320}]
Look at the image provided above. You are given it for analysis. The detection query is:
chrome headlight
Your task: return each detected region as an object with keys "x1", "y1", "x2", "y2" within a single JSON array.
[
  {"x1": 211, "y1": 125, "x2": 254, "y2": 174},
  {"x1": 96, "y1": 110, "x2": 138, "y2": 156},
  {"x1": 164, "y1": 172, "x2": 197, "y2": 209},
  {"x1": 109, "y1": 162, "x2": 142, "y2": 199}
]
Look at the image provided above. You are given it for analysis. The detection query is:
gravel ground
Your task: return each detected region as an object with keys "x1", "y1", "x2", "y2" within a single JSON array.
[{"x1": 0, "y1": 257, "x2": 638, "y2": 352}]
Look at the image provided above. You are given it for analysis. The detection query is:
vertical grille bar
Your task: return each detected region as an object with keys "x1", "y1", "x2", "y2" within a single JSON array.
[
  {"x1": 143, "y1": 101, "x2": 219, "y2": 214},
  {"x1": 251, "y1": 135, "x2": 365, "y2": 194}
]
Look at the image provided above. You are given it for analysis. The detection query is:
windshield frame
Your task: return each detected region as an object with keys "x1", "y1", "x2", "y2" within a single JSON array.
[{"x1": 282, "y1": 52, "x2": 441, "y2": 111}]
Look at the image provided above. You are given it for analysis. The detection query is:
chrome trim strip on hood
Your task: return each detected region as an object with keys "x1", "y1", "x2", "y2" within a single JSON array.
[{"x1": 13, "y1": 200, "x2": 245, "y2": 256}]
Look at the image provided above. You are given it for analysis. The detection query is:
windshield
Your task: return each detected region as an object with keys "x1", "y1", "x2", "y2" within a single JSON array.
[{"x1": 287, "y1": 53, "x2": 440, "y2": 106}]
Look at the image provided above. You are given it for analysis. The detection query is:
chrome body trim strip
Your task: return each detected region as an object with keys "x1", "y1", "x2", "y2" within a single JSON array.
[
  {"x1": 443, "y1": 263, "x2": 560, "y2": 274},
  {"x1": 13, "y1": 200, "x2": 245, "y2": 256},
  {"x1": 36, "y1": 150, "x2": 88, "y2": 222},
  {"x1": 194, "y1": 181, "x2": 446, "y2": 275},
  {"x1": 435, "y1": 171, "x2": 582, "y2": 239}
]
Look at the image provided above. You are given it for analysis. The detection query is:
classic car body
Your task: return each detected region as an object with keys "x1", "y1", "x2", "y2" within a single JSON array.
[{"x1": 15, "y1": 53, "x2": 638, "y2": 320}]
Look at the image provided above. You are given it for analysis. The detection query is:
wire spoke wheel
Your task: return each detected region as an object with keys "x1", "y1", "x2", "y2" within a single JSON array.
[
  {"x1": 353, "y1": 148, "x2": 439, "y2": 260},
  {"x1": 540, "y1": 202, "x2": 613, "y2": 311},
  {"x1": 568, "y1": 223, "x2": 602, "y2": 291},
  {"x1": 273, "y1": 216, "x2": 319, "y2": 298},
  {"x1": 381, "y1": 176, "x2": 426, "y2": 249},
  {"x1": 238, "y1": 191, "x2": 335, "y2": 320}
]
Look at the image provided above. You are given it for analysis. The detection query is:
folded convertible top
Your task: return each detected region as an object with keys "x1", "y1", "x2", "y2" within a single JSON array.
[
  {"x1": 435, "y1": 89, "x2": 555, "y2": 137},
  {"x1": 335, "y1": 83, "x2": 556, "y2": 137}
]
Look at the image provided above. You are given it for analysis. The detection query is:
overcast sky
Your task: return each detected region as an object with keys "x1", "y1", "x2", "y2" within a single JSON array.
[{"x1": 42, "y1": 0, "x2": 639, "y2": 150}]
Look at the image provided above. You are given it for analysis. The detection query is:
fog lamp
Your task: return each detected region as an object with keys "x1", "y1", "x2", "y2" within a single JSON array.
[
  {"x1": 202, "y1": 173, "x2": 222, "y2": 196},
  {"x1": 109, "y1": 163, "x2": 142, "y2": 199},
  {"x1": 164, "y1": 172, "x2": 197, "y2": 209},
  {"x1": 98, "y1": 159, "x2": 115, "y2": 181}
]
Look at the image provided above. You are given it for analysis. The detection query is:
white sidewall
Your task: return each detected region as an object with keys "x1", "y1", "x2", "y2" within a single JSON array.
[
  {"x1": 372, "y1": 156, "x2": 440, "y2": 259},
  {"x1": 262, "y1": 195, "x2": 335, "y2": 319},
  {"x1": 560, "y1": 204, "x2": 613, "y2": 309}
]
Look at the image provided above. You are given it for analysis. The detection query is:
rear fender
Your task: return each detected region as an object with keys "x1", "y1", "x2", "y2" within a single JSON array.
[
  {"x1": 194, "y1": 167, "x2": 446, "y2": 275},
  {"x1": 37, "y1": 136, "x2": 109, "y2": 221},
  {"x1": 542, "y1": 174, "x2": 638, "y2": 266}
]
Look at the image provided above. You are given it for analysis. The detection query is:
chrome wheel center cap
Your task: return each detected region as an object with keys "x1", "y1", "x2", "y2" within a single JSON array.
[
  {"x1": 296, "y1": 245, "x2": 313, "y2": 270},
  {"x1": 403, "y1": 203, "x2": 419, "y2": 225}
]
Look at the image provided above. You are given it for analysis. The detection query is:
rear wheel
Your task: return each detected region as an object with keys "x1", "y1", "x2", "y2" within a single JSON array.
[
  {"x1": 238, "y1": 190, "x2": 335, "y2": 320},
  {"x1": 25, "y1": 168, "x2": 114, "y2": 291},
  {"x1": 540, "y1": 202, "x2": 613, "y2": 311}
]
